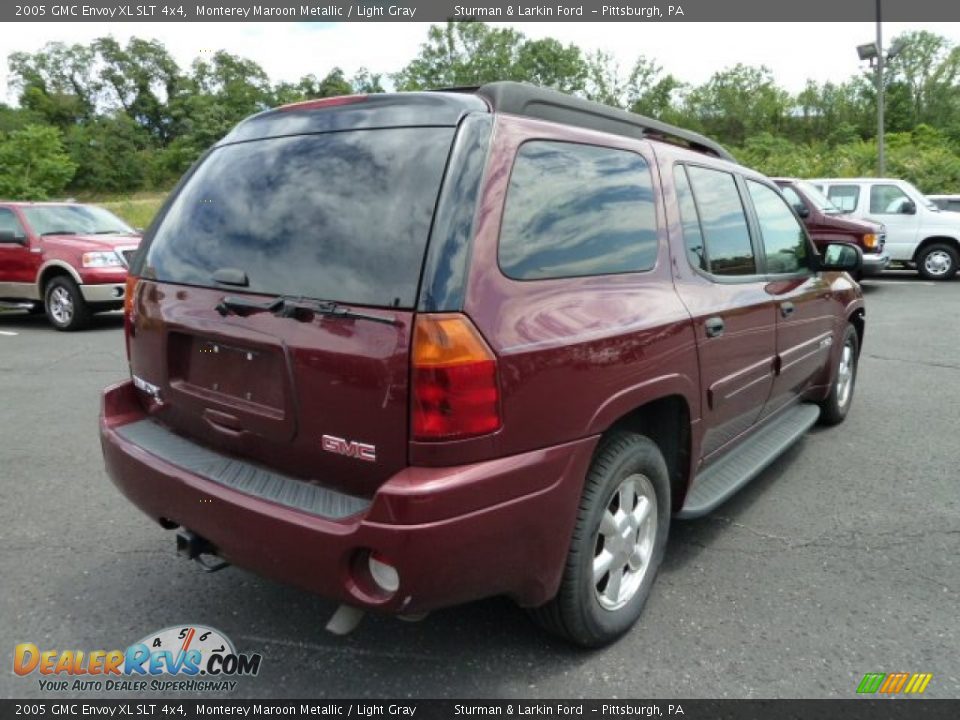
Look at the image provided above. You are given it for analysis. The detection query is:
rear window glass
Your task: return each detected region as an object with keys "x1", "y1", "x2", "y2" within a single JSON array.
[
  {"x1": 142, "y1": 128, "x2": 455, "y2": 308},
  {"x1": 498, "y1": 141, "x2": 659, "y2": 280}
]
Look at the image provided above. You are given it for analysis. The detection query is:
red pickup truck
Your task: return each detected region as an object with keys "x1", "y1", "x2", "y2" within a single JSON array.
[{"x1": 0, "y1": 202, "x2": 140, "y2": 330}]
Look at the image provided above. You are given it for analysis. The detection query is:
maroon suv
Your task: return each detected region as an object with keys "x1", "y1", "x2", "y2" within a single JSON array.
[
  {"x1": 100, "y1": 84, "x2": 865, "y2": 646},
  {"x1": 773, "y1": 178, "x2": 890, "y2": 278}
]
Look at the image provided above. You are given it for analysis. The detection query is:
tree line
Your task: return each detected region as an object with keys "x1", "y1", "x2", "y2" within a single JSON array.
[{"x1": 2, "y1": 22, "x2": 959, "y2": 200}]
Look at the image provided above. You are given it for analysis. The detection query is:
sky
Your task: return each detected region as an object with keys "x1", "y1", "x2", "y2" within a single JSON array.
[{"x1": 1, "y1": 21, "x2": 959, "y2": 104}]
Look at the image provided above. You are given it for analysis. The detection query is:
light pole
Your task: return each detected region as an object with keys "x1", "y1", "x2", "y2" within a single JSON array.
[
  {"x1": 876, "y1": 0, "x2": 884, "y2": 176},
  {"x1": 857, "y1": 1, "x2": 905, "y2": 177}
]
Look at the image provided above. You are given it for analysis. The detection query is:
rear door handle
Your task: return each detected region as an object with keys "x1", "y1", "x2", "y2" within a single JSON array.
[
  {"x1": 780, "y1": 302, "x2": 796, "y2": 318},
  {"x1": 705, "y1": 317, "x2": 725, "y2": 338}
]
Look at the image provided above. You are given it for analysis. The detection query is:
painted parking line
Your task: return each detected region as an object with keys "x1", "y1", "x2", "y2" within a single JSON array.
[{"x1": 0, "y1": 330, "x2": 18, "y2": 336}]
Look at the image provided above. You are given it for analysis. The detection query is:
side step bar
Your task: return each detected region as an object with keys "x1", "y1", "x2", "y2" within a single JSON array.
[{"x1": 678, "y1": 403, "x2": 820, "y2": 519}]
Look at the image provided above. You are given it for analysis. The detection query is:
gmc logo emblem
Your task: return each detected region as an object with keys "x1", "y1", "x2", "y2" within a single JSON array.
[{"x1": 321, "y1": 434, "x2": 377, "y2": 463}]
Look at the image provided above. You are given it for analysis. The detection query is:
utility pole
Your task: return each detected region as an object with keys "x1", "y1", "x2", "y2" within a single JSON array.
[{"x1": 876, "y1": 0, "x2": 885, "y2": 176}]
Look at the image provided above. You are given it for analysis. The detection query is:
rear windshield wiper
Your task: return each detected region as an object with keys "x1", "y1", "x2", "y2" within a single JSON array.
[{"x1": 216, "y1": 295, "x2": 398, "y2": 326}]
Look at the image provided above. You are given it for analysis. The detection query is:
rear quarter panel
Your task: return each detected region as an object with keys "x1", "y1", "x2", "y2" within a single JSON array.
[{"x1": 453, "y1": 115, "x2": 700, "y2": 463}]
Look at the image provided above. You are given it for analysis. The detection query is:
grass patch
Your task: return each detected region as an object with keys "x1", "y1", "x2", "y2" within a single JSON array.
[{"x1": 93, "y1": 192, "x2": 167, "y2": 230}]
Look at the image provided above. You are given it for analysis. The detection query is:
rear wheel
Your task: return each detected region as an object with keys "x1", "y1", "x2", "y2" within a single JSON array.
[
  {"x1": 44, "y1": 276, "x2": 90, "y2": 331},
  {"x1": 531, "y1": 432, "x2": 670, "y2": 647},
  {"x1": 916, "y1": 243, "x2": 958, "y2": 280},
  {"x1": 819, "y1": 324, "x2": 859, "y2": 426}
]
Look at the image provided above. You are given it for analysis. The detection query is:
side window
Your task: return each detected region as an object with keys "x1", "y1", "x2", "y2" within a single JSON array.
[
  {"x1": 498, "y1": 141, "x2": 659, "y2": 280},
  {"x1": 686, "y1": 165, "x2": 757, "y2": 276},
  {"x1": 869, "y1": 184, "x2": 912, "y2": 214},
  {"x1": 674, "y1": 165, "x2": 707, "y2": 271},
  {"x1": 949, "y1": 200, "x2": 960, "y2": 213},
  {"x1": 827, "y1": 185, "x2": 860, "y2": 212},
  {"x1": 0, "y1": 209, "x2": 26, "y2": 241},
  {"x1": 747, "y1": 181, "x2": 809, "y2": 275}
]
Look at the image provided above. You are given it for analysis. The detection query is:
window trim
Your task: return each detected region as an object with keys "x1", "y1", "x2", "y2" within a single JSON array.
[
  {"x1": 675, "y1": 161, "x2": 768, "y2": 285},
  {"x1": 497, "y1": 138, "x2": 661, "y2": 283}
]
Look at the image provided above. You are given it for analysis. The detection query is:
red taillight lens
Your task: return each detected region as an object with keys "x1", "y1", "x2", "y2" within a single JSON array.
[
  {"x1": 411, "y1": 314, "x2": 501, "y2": 441},
  {"x1": 123, "y1": 275, "x2": 139, "y2": 360}
]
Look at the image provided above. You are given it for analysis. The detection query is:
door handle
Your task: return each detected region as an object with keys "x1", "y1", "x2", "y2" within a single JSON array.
[
  {"x1": 705, "y1": 317, "x2": 725, "y2": 338},
  {"x1": 780, "y1": 302, "x2": 796, "y2": 318}
]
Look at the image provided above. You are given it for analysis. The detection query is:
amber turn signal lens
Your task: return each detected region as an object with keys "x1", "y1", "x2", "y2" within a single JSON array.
[
  {"x1": 411, "y1": 314, "x2": 501, "y2": 441},
  {"x1": 863, "y1": 233, "x2": 878, "y2": 249},
  {"x1": 123, "y1": 275, "x2": 139, "y2": 317}
]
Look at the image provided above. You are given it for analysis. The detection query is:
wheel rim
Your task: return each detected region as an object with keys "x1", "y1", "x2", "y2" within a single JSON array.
[
  {"x1": 836, "y1": 341, "x2": 855, "y2": 409},
  {"x1": 923, "y1": 250, "x2": 953, "y2": 277},
  {"x1": 49, "y1": 287, "x2": 74, "y2": 325},
  {"x1": 593, "y1": 473, "x2": 658, "y2": 611}
]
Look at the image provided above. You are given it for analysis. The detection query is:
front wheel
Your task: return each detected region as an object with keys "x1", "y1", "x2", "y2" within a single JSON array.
[
  {"x1": 819, "y1": 324, "x2": 859, "y2": 426},
  {"x1": 44, "y1": 276, "x2": 90, "y2": 331},
  {"x1": 530, "y1": 432, "x2": 671, "y2": 647},
  {"x1": 916, "y1": 243, "x2": 958, "y2": 281}
]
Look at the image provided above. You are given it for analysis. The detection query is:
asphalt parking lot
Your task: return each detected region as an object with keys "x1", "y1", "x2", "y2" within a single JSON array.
[{"x1": 1, "y1": 272, "x2": 957, "y2": 700}]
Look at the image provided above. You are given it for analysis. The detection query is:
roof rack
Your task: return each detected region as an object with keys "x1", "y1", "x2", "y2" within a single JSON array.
[{"x1": 469, "y1": 81, "x2": 736, "y2": 163}]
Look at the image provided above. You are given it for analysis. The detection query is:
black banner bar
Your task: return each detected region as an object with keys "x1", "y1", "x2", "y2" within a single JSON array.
[
  {"x1": 4, "y1": 0, "x2": 960, "y2": 23},
  {"x1": 3, "y1": 701, "x2": 960, "y2": 720}
]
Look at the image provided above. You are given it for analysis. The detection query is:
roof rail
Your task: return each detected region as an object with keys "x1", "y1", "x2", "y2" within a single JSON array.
[{"x1": 471, "y1": 81, "x2": 736, "y2": 163}]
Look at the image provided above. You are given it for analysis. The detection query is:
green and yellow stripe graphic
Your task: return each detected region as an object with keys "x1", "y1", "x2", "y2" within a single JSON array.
[{"x1": 857, "y1": 672, "x2": 933, "y2": 694}]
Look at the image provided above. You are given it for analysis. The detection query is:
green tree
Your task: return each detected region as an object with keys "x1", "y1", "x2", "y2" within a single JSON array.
[
  {"x1": 94, "y1": 37, "x2": 183, "y2": 144},
  {"x1": 8, "y1": 42, "x2": 101, "y2": 127},
  {"x1": 65, "y1": 115, "x2": 150, "y2": 194},
  {"x1": 0, "y1": 124, "x2": 76, "y2": 199},
  {"x1": 684, "y1": 64, "x2": 790, "y2": 145}
]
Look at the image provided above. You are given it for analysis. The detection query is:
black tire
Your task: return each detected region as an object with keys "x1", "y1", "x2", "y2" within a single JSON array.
[
  {"x1": 530, "y1": 432, "x2": 671, "y2": 647},
  {"x1": 916, "y1": 243, "x2": 958, "y2": 281},
  {"x1": 818, "y1": 324, "x2": 859, "y2": 426},
  {"x1": 44, "y1": 276, "x2": 90, "y2": 331}
]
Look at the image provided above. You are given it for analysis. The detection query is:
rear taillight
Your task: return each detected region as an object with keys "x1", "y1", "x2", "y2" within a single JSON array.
[
  {"x1": 123, "y1": 275, "x2": 139, "y2": 361},
  {"x1": 411, "y1": 314, "x2": 501, "y2": 441}
]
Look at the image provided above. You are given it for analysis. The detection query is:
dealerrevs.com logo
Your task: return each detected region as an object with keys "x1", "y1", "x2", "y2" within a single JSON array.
[{"x1": 13, "y1": 625, "x2": 262, "y2": 693}]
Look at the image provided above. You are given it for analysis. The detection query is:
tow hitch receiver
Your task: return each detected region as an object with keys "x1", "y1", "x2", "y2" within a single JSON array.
[{"x1": 176, "y1": 529, "x2": 230, "y2": 573}]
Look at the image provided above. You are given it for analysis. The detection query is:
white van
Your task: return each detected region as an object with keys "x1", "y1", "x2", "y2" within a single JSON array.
[{"x1": 809, "y1": 178, "x2": 960, "y2": 280}]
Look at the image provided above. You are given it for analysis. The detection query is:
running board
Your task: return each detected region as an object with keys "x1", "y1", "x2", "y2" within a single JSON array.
[{"x1": 678, "y1": 403, "x2": 820, "y2": 519}]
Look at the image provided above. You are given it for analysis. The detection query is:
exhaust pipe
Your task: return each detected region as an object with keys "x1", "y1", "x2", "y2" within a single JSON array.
[{"x1": 176, "y1": 529, "x2": 229, "y2": 573}]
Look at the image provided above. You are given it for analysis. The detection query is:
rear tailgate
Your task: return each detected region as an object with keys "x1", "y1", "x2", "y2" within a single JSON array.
[{"x1": 127, "y1": 123, "x2": 457, "y2": 498}]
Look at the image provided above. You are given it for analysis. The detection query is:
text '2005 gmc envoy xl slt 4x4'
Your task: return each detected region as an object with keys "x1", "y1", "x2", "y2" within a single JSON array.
[{"x1": 100, "y1": 83, "x2": 866, "y2": 647}]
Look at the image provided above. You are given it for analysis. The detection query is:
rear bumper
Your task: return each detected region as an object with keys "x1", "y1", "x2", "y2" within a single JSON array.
[
  {"x1": 80, "y1": 283, "x2": 125, "y2": 303},
  {"x1": 100, "y1": 380, "x2": 596, "y2": 614},
  {"x1": 860, "y1": 252, "x2": 890, "y2": 276}
]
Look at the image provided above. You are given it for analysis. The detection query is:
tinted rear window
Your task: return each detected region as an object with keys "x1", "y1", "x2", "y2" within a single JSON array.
[{"x1": 142, "y1": 128, "x2": 455, "y2": 308}]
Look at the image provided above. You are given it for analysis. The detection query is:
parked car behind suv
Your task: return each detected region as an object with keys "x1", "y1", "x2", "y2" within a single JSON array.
[
  {"x1": 810, "y1": 177, "x2": 960, "y2": 280},
  {"x1": 0, "y1": 202, "x2": 140, "y2": 330},
  {"x1": 100, "y1": 84, "x2": 865, "y2": 646},
  {"x1": 773, "y1": 178, "x2": 889, "y2": 279},
  {"x1": 927, "y1": 194, "x2": 960, "y2": 213}
]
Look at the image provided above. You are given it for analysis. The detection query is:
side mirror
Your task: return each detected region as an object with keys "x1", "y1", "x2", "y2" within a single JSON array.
[
  {"x1": 901, "y1": 200, "x2": 917, "y2": 215},
  {"x1": 793, "y1": 204, "x2": 810, "y2": 219},
  {"x1": 0, "y1": 229, "x2": 26, "y2": 244},
  {"x1": 818, "y1": 243, "x2": 863, "y2": 273}
]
